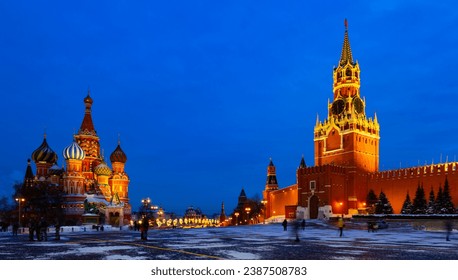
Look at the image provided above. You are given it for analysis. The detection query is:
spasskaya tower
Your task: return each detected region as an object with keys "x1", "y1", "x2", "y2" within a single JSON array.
[{"x1": 314, "y1": 19, "x2": 380, "y2": 173}]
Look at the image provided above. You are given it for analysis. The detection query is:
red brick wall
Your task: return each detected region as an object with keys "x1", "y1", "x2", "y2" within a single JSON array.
[
  {"x1": 265, "y1": 185, "x2": 297, "y2": 218},
  {"x1": 368, "y1": 163, "x2": 458, "y2": 213}
]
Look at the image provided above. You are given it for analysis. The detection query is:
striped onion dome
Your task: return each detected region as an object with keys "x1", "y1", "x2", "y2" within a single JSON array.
[
  {"x1": 110, "y1": 144, "x2": 127, "y2": 163},
  {"x1": 31, "y1": 136, "x2": 58, "y2": 164},
  {"x1": 94, "y1": 161, "x2": 112, "y2": 176},
  {"x1": 63, "y1": 141, "x2": 86, "y2": 160}
]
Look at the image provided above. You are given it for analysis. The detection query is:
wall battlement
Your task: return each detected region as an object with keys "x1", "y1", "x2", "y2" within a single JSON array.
[
  {"x1": 370, "y1": 162, "x2": 458, "y2": 181},
  {"x1": 299, "y1": 164, "x2": 348, "y2": 175}
]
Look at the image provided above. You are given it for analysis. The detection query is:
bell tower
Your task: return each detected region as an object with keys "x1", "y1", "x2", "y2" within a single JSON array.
[
  {"x1": 74, "y1": 90, "x2": 102, "y2": 181},
  {"x1": 314, "y1": 20, "x2": 380, "y2": 173}
]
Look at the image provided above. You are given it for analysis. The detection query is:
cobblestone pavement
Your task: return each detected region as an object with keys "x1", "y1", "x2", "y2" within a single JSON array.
[{"x1": 1, "y1": 221, "x2": 457, "y2": 260}]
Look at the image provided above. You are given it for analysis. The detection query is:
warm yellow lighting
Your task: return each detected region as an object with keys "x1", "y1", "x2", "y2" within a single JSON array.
[{"x1": 15, "y1": 197, "x2": 25, "y2": 225}]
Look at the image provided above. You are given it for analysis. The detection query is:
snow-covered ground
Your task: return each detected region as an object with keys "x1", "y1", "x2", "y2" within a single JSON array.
[
  {"x1": 1, "y1": 220, "x2": 457, "y2": 279},
  {"x1": 1, "y1": 219, "x2": 457, "y2": 260}
]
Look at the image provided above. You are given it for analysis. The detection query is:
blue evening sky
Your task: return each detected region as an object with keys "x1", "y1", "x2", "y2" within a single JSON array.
[{"x1": 1, "y1": 1, "x2": 457, "y2": 215}]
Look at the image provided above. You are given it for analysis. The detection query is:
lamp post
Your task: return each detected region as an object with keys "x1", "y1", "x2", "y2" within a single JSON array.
[
  {"x1": 245, "y1": 207, "x2": 251, "y2": 224},
  {"x1": 234, "y1": 212, "x2": 239, "y2": 225},
  {"x1": 141, "y1": 198, "x2": 151, "y2": 216},
  {"x1": 261, "y1": 200, "x2": 267, "y2": 224},
  {"x1": 15, "y1": 197, "x2": 25, "y2": 226}
]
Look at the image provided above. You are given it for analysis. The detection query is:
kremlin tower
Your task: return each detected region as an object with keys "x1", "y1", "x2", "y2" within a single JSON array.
[{"x1": 314, "y1": 19, "x2": 380, "y2": 173}]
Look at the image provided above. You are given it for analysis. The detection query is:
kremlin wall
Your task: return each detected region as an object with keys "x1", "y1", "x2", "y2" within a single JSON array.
[{"x1": 263, "y1": 21, "x2": 458, "y2": 219}]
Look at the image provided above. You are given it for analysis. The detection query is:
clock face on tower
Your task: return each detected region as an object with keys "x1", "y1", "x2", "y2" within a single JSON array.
[
  {"x1": 331, "y1": 99, "x2": 345, "y2": 115},
  {"x1": 353, "y1": 97, "x2": 364, "y2": 114}
]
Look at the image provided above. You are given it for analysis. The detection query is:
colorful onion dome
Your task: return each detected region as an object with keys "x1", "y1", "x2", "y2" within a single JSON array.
[
  {"x1": 110, "y1": 144, "x2": 127, "y2": 163},
  {"x1": 94, "y1": 161, "x2": 112, "y2": 176},
  {"x1": 31, "y1": 136, "x2": 58, "y2": 164},
  {"x1": 63, "y1": 141, "x2": 86, "y2": 160}
]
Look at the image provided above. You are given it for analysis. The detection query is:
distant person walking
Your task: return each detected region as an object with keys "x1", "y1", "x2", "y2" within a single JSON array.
[
  {"x1": 445, "y1": 220, "x2": 453, "y2": 241},
  {"x1": 12, "y1": 222, "x2": 19, "y2": 236},
  {"x1": 55, "y1": 223, "x2": 61, "y2": 241},
  {"x1": 338, "y1": 215, "x2": 345, "y2": 237},
  {"x1": 294, "y1": 220, "x2": 300, "y2": 242},
  {"x1": 282, "y1": 219, "x2": 288, "y2": 231},
  {"x1": 39, "y1": 217, "x2": 48, "y2": 241},
  {"x1": 141, "y1": 217, "x2": 149, "y2": 240},
  {"x1": 28, "y1": 219, "x2": 36, "y2": 241}
]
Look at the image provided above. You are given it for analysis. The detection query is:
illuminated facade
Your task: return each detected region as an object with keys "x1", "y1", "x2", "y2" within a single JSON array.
[
  {"x1": 25, "y1": 92, "x2": 131, "y2": 225},
  {"x1": 263, "y1": 21, "x2": 458, "y2": 218}
]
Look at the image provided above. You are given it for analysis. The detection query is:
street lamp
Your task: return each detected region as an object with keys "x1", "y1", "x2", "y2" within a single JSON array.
[
  {"x1": 15, "y1": 197, "x2": 25, "y2": 226},
  {"x1": 245, "y1": 207, "x2": 251, "y2": 224},
  {"x1": 234, "y1": 212, "x2": 239, "y2": 225},
  {"x1": 141, "y1": 197, "x2": 151, "y2": 215},
  {"x1": 141, "y1": 198, "x2": 150, "y2": 206},
  {"x1": 261, "y1": 200, "x2": 267, "y2": 224}
]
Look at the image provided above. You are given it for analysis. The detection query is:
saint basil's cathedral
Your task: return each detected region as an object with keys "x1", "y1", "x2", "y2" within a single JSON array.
[
  {"x1": 22, "y1": 92, "x2": 131, "y2": 226},
  {"x1": 263, "y1": 21, "x2": 458, "y2": 219}
]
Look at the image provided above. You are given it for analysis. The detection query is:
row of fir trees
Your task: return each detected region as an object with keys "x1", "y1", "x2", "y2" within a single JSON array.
[
  {"x1": 366, "y1": 178, "x2": 455, "y2": 215},
  {"x1": 401, "y1": 178, "x2": 455, "y2": 214}
]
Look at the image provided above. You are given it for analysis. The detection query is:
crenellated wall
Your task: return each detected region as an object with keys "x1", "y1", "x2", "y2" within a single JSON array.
[{"x1": 368, "y1": 162, "x2": 458, "y2": 213}]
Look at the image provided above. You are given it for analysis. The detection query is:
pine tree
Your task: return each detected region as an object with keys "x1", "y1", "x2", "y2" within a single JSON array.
[
  {"x1": 412, "y1": 184, "x2": 427, "y2": 214},
  {"x1": 426, "y1": 187, "x2": 436, "y2": 214},
  {"x1": 366, "y1": 189, "x2": 378, "y2": 214},
  {"x1": 442, "y1": 178, "x2": 455, "y2": 214},
  {"x1": 436, "y1": 185, "x2": 444, "y2": 213},
  {"x1": 375, "y1": 191, "x2": 393, "y2": 214},
  {"x1": 401, "y1": 192, "x2": 413, "y2": 214}
]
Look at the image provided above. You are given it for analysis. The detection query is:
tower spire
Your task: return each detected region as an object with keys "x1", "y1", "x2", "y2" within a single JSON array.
[
  {"x1": 79, "y1": 91, "x2": 97, "y2": 136},
  {"x1": 265, "y1": 158, "x2": 279, "y2": 191},
  {"x1": 299, "y1": 155, "x2": 306, "y2": 169},
  {"x1": 339, "y1": 19, "x2": 353, "y2": 66}
]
